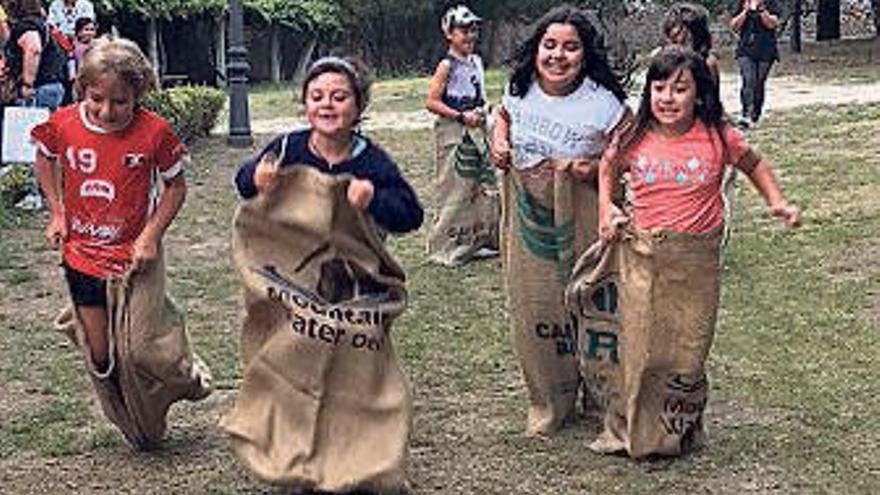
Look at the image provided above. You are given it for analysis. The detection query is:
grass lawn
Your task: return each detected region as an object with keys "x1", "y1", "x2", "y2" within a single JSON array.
[
  {"x1": 248, "y1": 68, "x2": 509, "y2": 121},
  {"x1": 0, "y1": 81, "x2": 878, "y2": 493}
]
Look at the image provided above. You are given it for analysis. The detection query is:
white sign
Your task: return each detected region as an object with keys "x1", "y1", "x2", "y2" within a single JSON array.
[{"x1": 3, "y1": 107, "x2": 50, "y2": 164}]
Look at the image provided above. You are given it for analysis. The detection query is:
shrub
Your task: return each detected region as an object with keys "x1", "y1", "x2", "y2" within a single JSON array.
[
  {"x1": 0, "y1": 163, "x2": 31, "y2": 208},
  {"x1": 142, "y1": 85, "x2": 226, "y2": 144}
]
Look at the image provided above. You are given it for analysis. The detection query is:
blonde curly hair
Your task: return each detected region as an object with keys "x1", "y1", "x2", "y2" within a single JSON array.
[{"x1": 74, "y1": 36, "x2": 158, "y2": 101}]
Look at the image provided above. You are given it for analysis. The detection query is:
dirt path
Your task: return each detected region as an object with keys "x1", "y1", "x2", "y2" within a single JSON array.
[
  {"x1": 249, "y1": 73, "x2": 880, "y2": 134},
  {"x1": 717, "y1": 72, "x2": 880, "y2": 116}
]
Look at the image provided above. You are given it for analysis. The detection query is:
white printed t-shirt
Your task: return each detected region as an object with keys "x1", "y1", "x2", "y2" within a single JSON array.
[{"x1": 502, "y1": 77, "x2": 626, "y2": 170}]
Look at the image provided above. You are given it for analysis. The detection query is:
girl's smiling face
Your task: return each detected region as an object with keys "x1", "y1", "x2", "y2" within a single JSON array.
[
  {"x1": 535, "y1": 22, "x2": 584, "y2": 96},
  {"x1": 77, "y1": 22, "x2": 97, "y2": 44},
  {"x1": 304, "y1": 71, "x2": 359, "y2": 139},
  {"x1": 447, "y1": 23, "x2": 479, "y2": 57},
  {"x1": 83, "y1": 73, "x2": 136, "y2": 131},
  {"x1": 650, "y1": 67, "x2": 698, "y2": 135}
]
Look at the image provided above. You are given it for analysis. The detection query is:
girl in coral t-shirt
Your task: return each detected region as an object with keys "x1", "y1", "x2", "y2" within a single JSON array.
[
  {"x1": 599, "y1": 46, "x2": 798, "y2": 239},
  {"x1": 593, "y1": 46, "x2": 798, "y2": 458}
]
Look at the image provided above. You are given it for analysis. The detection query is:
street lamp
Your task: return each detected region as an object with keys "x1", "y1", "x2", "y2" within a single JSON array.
[{"x1": 227, "y1": 0, "x2": 253, "y2": 147}]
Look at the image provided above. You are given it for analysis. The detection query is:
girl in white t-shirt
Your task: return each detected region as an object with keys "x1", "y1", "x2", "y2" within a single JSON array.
[
  {"x1": 491, "y1": 6, "x2": 629, "y2": 175},
  {"x1": 489, "y1": 5, "x2": 631, "y2": 436}
]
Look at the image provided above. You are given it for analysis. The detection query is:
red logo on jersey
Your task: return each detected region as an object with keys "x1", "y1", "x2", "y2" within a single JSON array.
[{"x1": 80, "y1": 179, "x2": 116, "y2": 202}]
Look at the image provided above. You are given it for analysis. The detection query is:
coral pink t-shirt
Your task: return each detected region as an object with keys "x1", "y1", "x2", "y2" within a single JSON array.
[{"x1": 623, "y1": 121, "x2": 760, "y2": 234}]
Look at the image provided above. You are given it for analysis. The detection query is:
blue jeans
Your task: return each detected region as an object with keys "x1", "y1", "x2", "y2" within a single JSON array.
[{"x1": 19, "y1": 82, "x2": 65, "y2": 111}]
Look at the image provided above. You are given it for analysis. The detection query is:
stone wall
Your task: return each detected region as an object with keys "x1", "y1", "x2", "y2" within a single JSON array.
[{"x1": 799, "y1": 0, "x2": 878, "y2": 40}]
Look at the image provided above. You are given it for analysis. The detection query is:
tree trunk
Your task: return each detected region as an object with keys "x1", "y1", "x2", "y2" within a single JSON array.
[
  {"x1": 816, "y1": 0, "x2": 841, "y2": 41},
  {"x1": 872, "y1": 0, "x2": 880, "y2": 38},
  {"x1": 293, "y1": 36, "x2": 317, "y2": 85},
  {"x1": 146, "y1": 18, "x2": 160, "y2": 79},
  {"x1": 270, "y1": 24, "x2": 281, "y2": 83},
  {"x1": 215, "y1": 15, "x2": 227, "y2": 87}
]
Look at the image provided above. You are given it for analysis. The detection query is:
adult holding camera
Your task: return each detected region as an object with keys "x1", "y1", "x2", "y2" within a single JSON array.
[{"x1": 730, "y1": 0, "x2": 780, "y2": 128}]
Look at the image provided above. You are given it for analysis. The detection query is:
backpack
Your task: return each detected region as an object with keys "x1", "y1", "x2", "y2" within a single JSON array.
[
  {"x1": 4, "y1": 18, "x2": 69, "y2": 87},
  {"x1": 49, "y1": 25, "x2": 74, "y2": 55}
]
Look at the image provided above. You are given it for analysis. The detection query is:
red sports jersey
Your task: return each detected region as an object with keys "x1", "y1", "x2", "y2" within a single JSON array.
[{"x1": 31, "y1": 104, "x2": 186, "y2": 278}]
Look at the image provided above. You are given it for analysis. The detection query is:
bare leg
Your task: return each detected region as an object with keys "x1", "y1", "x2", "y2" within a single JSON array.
[{"x1": 76, "y1": 305, "x2": 110, "y2": 373}]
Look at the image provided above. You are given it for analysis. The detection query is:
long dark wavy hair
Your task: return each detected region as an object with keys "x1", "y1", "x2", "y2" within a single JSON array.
[
  {"x1": 662, "y1": 2, "x2": 713, "y2": 58},
  {"x1": 620, "y1": 46, "x2": 727, "y2": 154},
  {"x1": 506, "y1": 5, "x2": 626, "y2": 102}
]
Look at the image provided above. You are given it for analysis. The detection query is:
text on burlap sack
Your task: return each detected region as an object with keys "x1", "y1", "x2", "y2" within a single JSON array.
[
  {"x1": 660, "y1": 374, "x2": 707, "y2": 436},
  {"x1": 257, "y1": 265, "x2": 388, "y2": 353}
]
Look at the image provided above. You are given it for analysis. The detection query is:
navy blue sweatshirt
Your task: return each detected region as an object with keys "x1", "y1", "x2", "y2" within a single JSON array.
[{"x1": 235, "y1": 129, "x2": 423, "y2": 234}]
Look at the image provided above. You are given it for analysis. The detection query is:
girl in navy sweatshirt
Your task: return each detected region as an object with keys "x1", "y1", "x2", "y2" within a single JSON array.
[{"x1": 235, "y1": 56, "x2": 423, "y2": 234}]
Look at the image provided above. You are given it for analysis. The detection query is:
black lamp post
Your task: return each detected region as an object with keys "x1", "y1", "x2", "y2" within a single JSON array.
[
  {"x1": 227, "y1": 0, "x2": 253, "y2": 147},
  {"x1": 791, "y1": 0, "x2": 802, "y2": 53}
]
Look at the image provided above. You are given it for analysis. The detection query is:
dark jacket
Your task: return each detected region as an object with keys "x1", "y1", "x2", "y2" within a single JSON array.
[
  {"x1": 734, "y1": 0, "x2": 781, "y2": 62},
  {"x1": 6, "y1": 17, "x2": 68, "y2": 86},
  {"x1": 235, "y1": 129, "x2": 424, "y2": 234}
]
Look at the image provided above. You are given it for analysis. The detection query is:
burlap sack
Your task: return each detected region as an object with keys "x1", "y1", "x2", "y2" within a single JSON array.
[
  {"x1": 588, "y1": 227, "x2": 722, "y2": 458},
  {"x1": 427, "y1": 117, "x2": 500, "y2": 266},
  {"x1": 564, "y1": 240, "x2": 624, "y2": 429},
  {"x1": 501, "y1": 160, "x2": 600, "y2": 436},
  {"x1": 54, "y1": 251, "x2": 213, "y2": 450},
  {"x1": 221, "y1": 166, "x2": 412, "y2": 493}
]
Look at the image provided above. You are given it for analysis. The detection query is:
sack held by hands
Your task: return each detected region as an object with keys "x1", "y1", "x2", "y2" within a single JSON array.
[
  {"x1": 501, "y1": 159, "x2": 602, "y2": 436},
  {"x1": 54, "y1": 250, "x2": 213, "y2": 450},
  {"x1": 222, "y1": 166, "x2": 412, "y2": 494},
  {"x1": 586, "y1": 227, "x2": 722, "y2": 458},
  {"x1": 427, "y1": 118, "x2": 500, "y2": 266}
]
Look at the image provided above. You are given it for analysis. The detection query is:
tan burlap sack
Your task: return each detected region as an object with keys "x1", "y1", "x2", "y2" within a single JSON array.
[
  {"x1": 588, "y1": 227, "x2": 722, "y2": 458},
  {"x1": 427, "y1": 117, "x2": 500, "y2": 266},
  {"x1": 221, "y1": 166, "x2": 412, "y2": 493},
  {"x1": 501, "y1": 160, "x2": 600, "y2": 436},
  {"x1": 564, "y1": 239, "x2": 624, "y2": 429},
  {"x1": 54, "y1": 252, "x2": 213, "y2": 450}
]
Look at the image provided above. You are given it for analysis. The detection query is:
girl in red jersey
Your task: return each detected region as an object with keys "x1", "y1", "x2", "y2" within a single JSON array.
[{"x1": 32, "y1": 37, "x2": 187, "y2": 375}]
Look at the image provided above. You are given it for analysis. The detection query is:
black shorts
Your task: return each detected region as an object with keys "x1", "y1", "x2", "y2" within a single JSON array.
[{"x1": 63, "y1": 265, "x2": 108, "y2": 307}]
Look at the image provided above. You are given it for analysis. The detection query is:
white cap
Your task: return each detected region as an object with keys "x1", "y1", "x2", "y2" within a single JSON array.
[{"x1": 441, "y1": 5, "x2": 481, "y2": 33}]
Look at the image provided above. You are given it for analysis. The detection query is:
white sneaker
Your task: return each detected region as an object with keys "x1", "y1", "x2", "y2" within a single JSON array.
[{"x1": 15, "y1": 192, "x2": 43, "y2": 211}]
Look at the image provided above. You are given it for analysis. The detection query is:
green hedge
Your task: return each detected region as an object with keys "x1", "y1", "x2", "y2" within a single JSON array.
[
  {"x1": 0, "y1": 163, "x2": 30, "y2": 211},
  {"x1": 142, "y1": 85, "x2": 226, "y2": 144}
]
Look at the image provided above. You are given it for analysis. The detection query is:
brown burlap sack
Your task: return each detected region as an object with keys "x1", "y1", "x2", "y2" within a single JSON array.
[
  {"x1": 54, "y1": 252, "x2": 213, "y2": 450},
  {"x1": 588, "y1": 227, "x2": 722, "y2": 458},
  {"x1": 501, "y1": 160, "x2": 600, "y2": 436},
  {"x1": 221, "y1": 166, "x2": 412, "y2": 493},
  {"x1": 564, "y1": 239, "x2": 624, "y2": 430},
  {"x1": 427, "y1": 117, "x2": 500, "y2": 266}
]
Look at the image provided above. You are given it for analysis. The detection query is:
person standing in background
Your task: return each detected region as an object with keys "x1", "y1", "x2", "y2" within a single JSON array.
[
  {"x1": 70, "y1": 17, "x2": 95, "y2": 79},
  {"x1": 46, "y1": 0, "x2": 94, "y2": 38},
  {"x1": 729, "y1": 0, "x2": 780, "y2": 128},
  {"x1": 6, "y1": 0, "x2": 67, "y2": 110}
]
